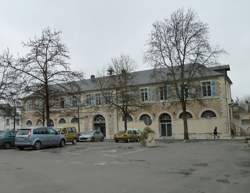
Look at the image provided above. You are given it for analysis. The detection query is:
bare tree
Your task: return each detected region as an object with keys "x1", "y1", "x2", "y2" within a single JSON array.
[
  {"x1": 7, "y1": 28, "x2": 82, "y2": 126},
  {"x1": 97, "y1": 55, "x2": 141, "y2": 131},
  {"x1": 0, "y1": 50, "x2": 21, "y2": 100},
  {"x1": 146, "y1": 9, "x2": 223, "y2": 140}
]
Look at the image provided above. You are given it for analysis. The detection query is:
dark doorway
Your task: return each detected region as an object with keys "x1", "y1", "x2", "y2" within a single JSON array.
[
  {"x1": 159, "y1": 113, "x2": 172, "y2": 137},
  {"x1": 93, "y1": 115, "x2": 106, "y2": 137}
]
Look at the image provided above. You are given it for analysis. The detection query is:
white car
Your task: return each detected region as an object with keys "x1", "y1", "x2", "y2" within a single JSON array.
[{"x1": 78, "y1": 130, "x2": 104, "y2": 142}]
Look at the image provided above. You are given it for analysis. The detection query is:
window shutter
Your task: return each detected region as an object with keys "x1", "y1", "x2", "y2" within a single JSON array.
[{"x1": 211, "y1": 80, "x2": 217, "y2": 96}]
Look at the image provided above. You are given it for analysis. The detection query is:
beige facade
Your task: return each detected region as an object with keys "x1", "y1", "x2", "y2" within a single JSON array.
[{"x1": 21, "y1": 66, "x2": 233, "y2": 139}]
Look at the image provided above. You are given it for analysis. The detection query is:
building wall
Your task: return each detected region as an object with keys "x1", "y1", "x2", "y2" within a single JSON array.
[{"x1": 21, "y1": 76, "x2": 232, "y2": 139}]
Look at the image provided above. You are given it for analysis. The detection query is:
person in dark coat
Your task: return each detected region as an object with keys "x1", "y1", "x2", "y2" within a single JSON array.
[{"x1": 213, "y1": 126, "x2": 218, "y2": 140}]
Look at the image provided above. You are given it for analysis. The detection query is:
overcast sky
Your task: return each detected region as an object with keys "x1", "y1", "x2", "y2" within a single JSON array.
[{"x1": 0, "y1": 0, "x2": 249, "y2": 98}]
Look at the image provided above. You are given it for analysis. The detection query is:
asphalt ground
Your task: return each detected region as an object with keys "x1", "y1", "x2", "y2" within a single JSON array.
[{"x1": 0, "y1": 140, "x2": 249, "y2": 193}]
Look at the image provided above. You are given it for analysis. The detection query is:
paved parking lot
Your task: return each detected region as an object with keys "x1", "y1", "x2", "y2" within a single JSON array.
[{"x1": 0, "y1": 140, "x2": 250, "y2": 193}]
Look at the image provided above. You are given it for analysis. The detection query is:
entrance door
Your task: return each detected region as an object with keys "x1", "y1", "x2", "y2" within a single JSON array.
[
  {"x1": 93, "y1": 115, "x2": 106, "y2": 137},
  {"x1": 159, "y1": 113, "x2": 172, "y2": 137}
]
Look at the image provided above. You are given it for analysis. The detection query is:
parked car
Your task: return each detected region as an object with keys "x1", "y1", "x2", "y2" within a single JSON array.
[
  {"x1": 78, "y1": 130, "x2": 104, "y2": 142},
  {"x1": 15, "y1": 127, "x2": 66, "y2": 150},
  {"x1": 0, "y1": 130, "x2": 16, "y2": 149},
  {"x1": 57, "y1": 127, "x2": 77, "y2": 145},
  {"x1": 114, "y1": 129, "x2": 141, "y2": 143}
]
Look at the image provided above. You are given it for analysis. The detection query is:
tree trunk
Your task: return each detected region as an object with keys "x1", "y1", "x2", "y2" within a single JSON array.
[
  {"x1": 45, "y1": 84, "x2": 50, "y2": 127},
  {"x1": 123, "y1": 113, "x2": 128, "y2": 131},
  {"x1": 181, "y1": 100, "x2": 189, "y2": 140}
]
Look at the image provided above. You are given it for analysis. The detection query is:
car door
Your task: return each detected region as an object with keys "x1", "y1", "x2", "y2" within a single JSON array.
[{"x1": 47, "y1": 128, "x2": 58, "y2": 146}]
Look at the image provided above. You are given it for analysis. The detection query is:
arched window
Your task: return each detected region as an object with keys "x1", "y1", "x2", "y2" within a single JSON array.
[
  {"x1": 139, "y1": 114, "x2": 152, "y2": 125},
  {"x1": 159, "y1": 113, "x2": 172, "y2": 136},
  {"x1": 48, "y1": 119, "x2": 54, "y2": 127},
  {"x1": 71, "y1": 117, "x2": 78, "y2": 123},
  {"x1": 26, "y1": 120, "x2": 32, "y2": 126},
  {"x1": 59, "y1": 118, "x2": 66, "y2": 124},
  {"x1": 36, "y1": 119, "x2": 43, "y2": 126},
  {"x1": 179, "y1": 112, "x2": 193, "y2": 119},
  {"x1": 201, "y1": 110, "x2": 217, "y2": 118},
  {"x1": 122, "y1": 114, "x2": 133, "y2": 122}
]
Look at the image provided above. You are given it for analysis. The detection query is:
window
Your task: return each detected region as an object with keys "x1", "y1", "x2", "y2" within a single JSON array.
[
  {"x1": 72, "y1": 96, "x2": 78, "y2": 107},
  {"x1": 6, "y1": 119, "x2": 10, "y2": 126},
  {"x1": 60, "y1": 98, "x2": 65, "y2": 108},
  {"x1": 140, "y1": 88, "x2": 149, "y2": 102},
  {"x1": 241, "y1": 119, "x2": 250, "y2": 125},
  {"x1": 36, "y1": 119, "x2": 43, "y2": 126},
  {"x1": 139, "y1": 114, "x2": 152, "y2": 125},
  {"x1": 48, "y1": 128, "x2": 57, "y2": 135},
  {"x1": 16, "y1": 119, "x2": 20, "y2": 126},
  {"x1": 201, "y1": 110, "x2": 217, "y2": 118},
  {"x1": 201, "y1": 81, "x2": 216, "y2": 97},
  {"x1": 59, "y1": 118, "x2": 66, "y2": 124},
  {"x1": 26, "y1": 101, "x2": 33, "y2": 111},
  {"x1": 95, "y1": 93, "x2": 101, "y2": 105},
  {"x1": 160, "y1": 86, "x2": 167, "y2": 100},
  {"x1": 179, "y1": 112, "x2": 193, "y2": 119},
  {"x1": 71, "y1": 117, "x2": 78, "y2": 123},
  {"x1": 86, "y1": 94, "x2": 96, "y2": 106},
  {"x1": 26, "y1": 120, "x2": 32, "y2": 126},
  {"x1": 104, "y1": 92, "x2": 112, "y2": 104},
  {"x1": 178, "y1": 84, "x2": 189, "y2": 98},
  {"x1": 48, "y1": 119, "x2": 54, "y2": 127}
]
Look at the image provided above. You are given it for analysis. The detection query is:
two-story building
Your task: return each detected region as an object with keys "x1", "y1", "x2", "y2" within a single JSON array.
[{"x1": 21, "y1": 64, "x2": 233, "y2": 139}]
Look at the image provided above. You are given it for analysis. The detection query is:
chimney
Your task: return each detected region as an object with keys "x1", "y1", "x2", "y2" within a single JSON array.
[
  {"x1": 107, "y1": 66, "x2": 114, "y2": 76},
  {"x1": 90, "y1": 75, "x2": 95, "y2": 81}
]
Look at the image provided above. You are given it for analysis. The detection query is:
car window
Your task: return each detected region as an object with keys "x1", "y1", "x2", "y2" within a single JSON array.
[
  {"x1": 17, "y1": 129, "x2": 31, "y2": 135},
  {"x1": 48, "y1": 128, "x2": 57, "y2": 135}
]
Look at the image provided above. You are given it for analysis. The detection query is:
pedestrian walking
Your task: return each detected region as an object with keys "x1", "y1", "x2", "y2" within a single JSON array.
[{"x1": 213, "y1": 126, "x2": 218, "y2": 140}]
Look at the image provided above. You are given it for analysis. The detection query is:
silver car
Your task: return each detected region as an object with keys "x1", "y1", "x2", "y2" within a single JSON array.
[
  {"x1": 15, "y1": 127, "x2": 66, "y2": 150},
  {"x1": 78, "y1": 130, "x2": 104, "y2": 142}
]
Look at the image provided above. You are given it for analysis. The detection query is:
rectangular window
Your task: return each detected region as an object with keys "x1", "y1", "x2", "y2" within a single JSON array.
[
  {"x1": 201, "y1": 81, "x2": 212, "y2": 97},
  {"x1": 104, "y1": 92, "x2": 112, "y2": 104},
  {"x1": 86, "y1": 94, "x2": 92, "y2": 106},
  {"x1": 160, "y1": 86, "x2": 167, "y2": 100},
  {"x1": 140, "y1": 88, "x2": 149, "y2": 102},
  {"x1": 95, "y1": 93, "x2": 101, "y2": 105},
  {"x1": 241, "y1": 119, "x2": 250, "y2": 125},
  {"x1": 6, "y1": 119, "x2": 10, "y2": 126},
  {"x1": 72, "y1": 96, "x2": 78, "y2": 107},
  {"x1": 16, "y1": 119, "x2": 20, "y2": 126},
  {"x1": 60, "y1": 98, "x2": 65, "y2": 108}
]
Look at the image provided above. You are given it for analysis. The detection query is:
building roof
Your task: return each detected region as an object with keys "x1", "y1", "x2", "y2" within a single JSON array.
[
  {"x1": 71, "y1": 64, "x2": 230, "y2": 92},
  {"x1": 26, "y1": 64, "x2": 231, "y2": 98}
]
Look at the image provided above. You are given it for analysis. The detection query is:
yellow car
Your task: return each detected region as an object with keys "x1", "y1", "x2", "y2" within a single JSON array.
[
  {"x1": 57, "y1": 127, "x2": 77, "y2": 145},
  {"x1": 114, "y1": 129, "x2": 141, "y2": 143}
]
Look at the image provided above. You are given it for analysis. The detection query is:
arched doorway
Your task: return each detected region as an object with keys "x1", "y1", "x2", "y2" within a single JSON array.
[
  {"x1": 93, "y1": 115, "x2": 106, "y2": 137},
  {"x1": 159, "y1": 113, "x2": 172, "y2": 137}
]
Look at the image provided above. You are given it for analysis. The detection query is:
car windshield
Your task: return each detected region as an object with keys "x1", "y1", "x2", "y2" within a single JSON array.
[
  {"x1": 17, "y1": 129, "x2": 30, "y2": 135},
  {"x1": 82, "y1": 131, "x2": 94, "y2": 135}
]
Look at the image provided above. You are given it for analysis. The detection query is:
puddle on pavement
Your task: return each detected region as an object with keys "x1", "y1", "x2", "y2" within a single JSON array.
[
  {"x1": 216, "y1": 178, "x2": 230, "y2": 184},
  {"x1": 192, "y1": 163, "x2": 208, "y2": 167}
]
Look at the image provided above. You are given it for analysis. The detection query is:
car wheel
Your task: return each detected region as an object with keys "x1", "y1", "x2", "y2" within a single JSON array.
[
  {"x1": 100, "y1": 137, "x2": 104, "y2": 142},
  {"x1": 34, "y1": 141, "x2": 41, "y2": 150},
  {"x1": 115, "y1": 139, "x2": 118, "y2": 143},
  {"x1": 17, "y1": 146, "x2": 24, "y2": 150},
  {"x1": 4, "y1": 143, "x2": 11, "y2": 149},
  {"x1": 72, "y1": 139, "x2": 77, "y2": 145},
  {"x1": 60, "y1": 139, "x2": 65, "y2": 147}
]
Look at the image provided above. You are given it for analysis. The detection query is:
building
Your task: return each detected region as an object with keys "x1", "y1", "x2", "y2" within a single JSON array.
[
  {"x1": 0, "y1": 103, "x2": 21, "y2": 131},
  {"x1": 232, "y1": 102, "x2": 250, "y2": 136},
  {"x1": 21, "y1": 64, "x2": 233, "y2": 139}
]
